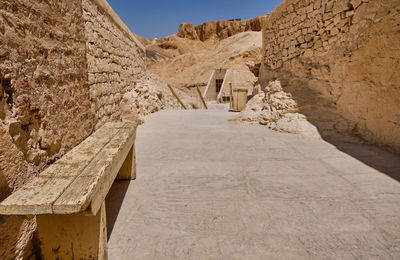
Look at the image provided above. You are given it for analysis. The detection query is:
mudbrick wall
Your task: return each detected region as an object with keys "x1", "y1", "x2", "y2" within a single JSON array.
[
  {"x1": 0, "y1": 0, "x2": 163, "y2": 258},
  {"x1": 260, "y1": 0, "x2": 400, "y2": 153}
]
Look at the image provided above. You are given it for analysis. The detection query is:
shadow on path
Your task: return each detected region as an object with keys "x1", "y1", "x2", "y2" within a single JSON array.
[
  {"x1": 327, "y1": 137, "x2": 400, "y2": 182},
  {"x1": 106, "y1": 181, "x2": 130, "y2": 240},
  {"x1": 266, "y1": 74, "x2": 400, "y2": 182}
]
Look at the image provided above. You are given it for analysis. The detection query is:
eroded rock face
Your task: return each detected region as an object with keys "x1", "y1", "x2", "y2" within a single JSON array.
[
  {"x1": 178, "y1": 23, "x2": 199, "y2": 40},
  {"x1": 177, "y1": 17, "x2": 264, "y2": 42},
  {"x1": 259, "y1": 0, "x2": 400, "y2": 152},
  {"x1": 238, "y1": 81, "x2": 320, "y2": 138}
]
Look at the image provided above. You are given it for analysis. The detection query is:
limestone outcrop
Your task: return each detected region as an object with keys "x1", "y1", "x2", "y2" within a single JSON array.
[
  {"x1": 177, "y1": 23, "x2": 199, "y2": 40},
  {"x1": 177, "y1": 17, "x2": 264, "y2": 42},
  {"x1": 121, "y1": 74, "x2": 194, "y2": 123},
  {"x1": 238, "y1": 81, "x2": 320, "y2": 137},
  {"x1": 258, "y1": 0, "x2": 400, "y2": 152}
]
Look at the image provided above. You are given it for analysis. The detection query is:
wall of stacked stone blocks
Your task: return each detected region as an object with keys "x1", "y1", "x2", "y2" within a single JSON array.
[
  {"x1": 83, "y1": 0, "x2": 148, "y2": 129},
  {"x1": 260, "y1": 0, "x2": 400, "y2": 153},
  {"x1": 0, "y1": 0, "x2": 147, "y2": 258}
]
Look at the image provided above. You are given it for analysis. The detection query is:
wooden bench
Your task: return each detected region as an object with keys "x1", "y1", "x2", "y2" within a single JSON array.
[{"x1": 0, "y1": 121, "x2": 137, "y2": 259}]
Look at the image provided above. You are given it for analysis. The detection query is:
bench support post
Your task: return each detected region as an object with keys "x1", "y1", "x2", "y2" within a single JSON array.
[
  {"x1": 36, "y1": 202, "x2": 108, "y2": 260},
  {"x1": 117, "y1": 144, "x2": 136, "y2": 180}
]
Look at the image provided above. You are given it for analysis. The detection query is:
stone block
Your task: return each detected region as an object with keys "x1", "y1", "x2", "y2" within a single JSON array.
[
  {"x1": 305, "y1": 34, "x2": 314, "y2": 42},
  {"x1": 321, "y1": 32, "x2": 329, "y2": 41},
  {"x1": 330, "y1": 27, "x2": 339, "y2": 36},
  {"x1": 350, "y1": 0, "x2": 362, "y2": 9},
  {"x1": 333, "y1": 0, "x2": 351, "y2": 15},
  {"x1": 297, "y1": 35, "x2": 306, "y2": 44},
  {"x1": 323, "y1": 12, "x2": 334, "y2": 20},
  {"x1": 325, "y1": 1, "x2": 334, "y2": 12},
  {"x1": 314, "y1": 0, "x2": 322, "y2": 9},
  {"x1": 346, "y1": 10, "x2": 355, "y2": 17},
  {"x1": 303, "y1": 49, "x2": 314, "y2": 57}
]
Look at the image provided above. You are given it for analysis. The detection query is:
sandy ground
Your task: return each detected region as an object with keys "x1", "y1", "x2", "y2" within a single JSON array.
[{"x1": 107, "y1": 110, "x2": 400, "y2": 259}]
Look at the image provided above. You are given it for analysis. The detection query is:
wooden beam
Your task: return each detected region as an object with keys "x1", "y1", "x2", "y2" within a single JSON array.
[
  {"x1": 167, "y1": 84, "x2": 187, "y2": 110},
  {"x1": 196, "y1": 85, "x2": 208, "y2": 110},
  {"x1": 230, "y1": 83, "x2": 233, "y2": 110}
]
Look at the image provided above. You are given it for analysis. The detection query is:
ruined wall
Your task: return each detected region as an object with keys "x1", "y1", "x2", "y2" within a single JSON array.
[
  {"x1": 83, "y1": 0, "x2": 147, "y2": 129},
  {"x1": 260, "y1": 0, "x2": 400, "y2": 152},
  {"x1": 0, "y1": 0, "x2": 147, "y2": 258}
]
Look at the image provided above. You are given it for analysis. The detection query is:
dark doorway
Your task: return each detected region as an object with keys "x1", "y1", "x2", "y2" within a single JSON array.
[
  {"x1": 216, "y1": 79, "x2": 223, "y2": 93},
  {"x1": 222, "y1": 96, "x2": 230, "y2": 102}
]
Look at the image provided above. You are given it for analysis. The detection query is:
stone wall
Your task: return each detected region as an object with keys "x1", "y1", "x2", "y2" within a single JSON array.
[
  {"x1": 0, "y1": 0, "x2": 148, "y2": 258},
  {"x1": 83, "y1": 0, "x2": 147, "y2": 129},
  {"x1": 0, "y1": 0, "x2": 91, "y2": 258},
  {"x1": 260, "y1": 0, "x2": 400, "y2": 152}
]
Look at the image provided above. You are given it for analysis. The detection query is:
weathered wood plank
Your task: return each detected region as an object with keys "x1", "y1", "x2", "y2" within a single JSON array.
[
  {"x1": 0, "y1": 122, "x2": 124, "y2": 215},
  {"x1": 52, "y1": 122, "x2": 137, "y2": 215}
]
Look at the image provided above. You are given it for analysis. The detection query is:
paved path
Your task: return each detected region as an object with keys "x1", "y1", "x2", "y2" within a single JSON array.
[{"x1": 107, "y1": 110, "x2": 400, "y2": 259}]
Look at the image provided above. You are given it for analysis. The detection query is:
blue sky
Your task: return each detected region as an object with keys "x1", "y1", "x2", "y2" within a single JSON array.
[{"x1": 107, "y1": 0, "x2": 283, "y2": 39}]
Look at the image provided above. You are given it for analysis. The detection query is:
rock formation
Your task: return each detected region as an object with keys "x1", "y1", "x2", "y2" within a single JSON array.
[
  {"x1": 238, "y1": 81, "x2": 320, "y2": 137},
  {"x1": 177, "y1": 17, "x2": 264, "y2": 42},
  {"x1": 177, "y1": 23, "x2": 199, "y2": 40},
  {"x1": 121, "y1": 74, "x2": 194, "y2": 123}
]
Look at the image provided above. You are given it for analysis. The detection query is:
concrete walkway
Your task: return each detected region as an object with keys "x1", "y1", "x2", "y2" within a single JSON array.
[{"x1": 107, "y1": 110, "x2": 400, "y2": 259}]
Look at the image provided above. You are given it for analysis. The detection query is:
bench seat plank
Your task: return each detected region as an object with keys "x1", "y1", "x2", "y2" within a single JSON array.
[
  {"x1": 53, "y1": 123, "x2": 136, "y2": 215},
  {"x1": 0, "y1": 122, "x2": 128, "y2": 215}
]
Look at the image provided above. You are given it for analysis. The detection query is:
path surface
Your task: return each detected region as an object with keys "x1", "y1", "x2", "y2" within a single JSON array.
[{"x1": 107, "y1": 110, "x2": 400, "y2": 259}]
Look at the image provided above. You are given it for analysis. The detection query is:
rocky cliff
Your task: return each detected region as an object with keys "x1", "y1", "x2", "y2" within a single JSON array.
[{"x1": 177, "y1": 17, "x2": 264, "y2": 41}]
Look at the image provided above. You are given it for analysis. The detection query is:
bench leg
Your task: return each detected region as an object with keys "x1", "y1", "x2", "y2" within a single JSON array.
[
  {"x1": 117, "y1": 144, "x2": 136, "y2": 180},
  {"x1": 36, "y1": 202, "x2": 108, "y2": 260}
]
